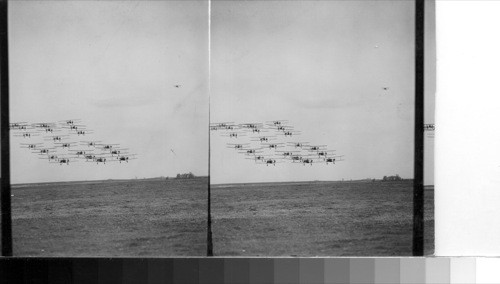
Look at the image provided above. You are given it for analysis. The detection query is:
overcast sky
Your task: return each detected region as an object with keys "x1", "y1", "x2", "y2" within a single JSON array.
[
  {"x1": 9, "y1": 1, "x2": 208, "y2": 184},
  {"x1": 8, "y1": 0, "x2": 435, "y2": 185},
  {"x1": 210, "y1": 1, "x2": 425, "y2": 184}
]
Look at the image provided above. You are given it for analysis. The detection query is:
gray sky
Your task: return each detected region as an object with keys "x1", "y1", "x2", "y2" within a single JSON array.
[
  {"x1": 8, "y1": 0, "x2": 435, "y2": 185},
  {"x1": 9, "y1": 1, "x2": 208, "y2": 184},
  {"x1": 210, "y1": 1, "x2": 419, "y2": 184}
]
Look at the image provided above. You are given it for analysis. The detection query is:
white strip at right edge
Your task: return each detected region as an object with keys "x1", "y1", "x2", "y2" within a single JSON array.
[{"x1": 435, "y1": 1, "x2": 500, "y2": 256}]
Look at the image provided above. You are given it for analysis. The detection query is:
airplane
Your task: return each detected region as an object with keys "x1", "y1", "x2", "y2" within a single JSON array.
[
  {"x1": 239, "y1": 123, "x2": 263, "y2": 129},
  {"x1": 96, "y1": 143, "x2": 120, "y2": 150},
  {"x1": 76, "y1": 130, "x2": 93, "y2": 136},
  {"x1": 250, "y1": 136, "x2": 276, "y2": 143},
  {"x1": 287, "y1": 142, "x2": 309, "y2": 148},
  {"x1": 281, "y1": 130, "x2": 301, "y2": 137},
  {"x1": 114, "y1": 154, "x2": 137, "y2": 163},
  {"x1": 117, "y1": 156, "x2": 129, "y2": 163},
  {"x1": 258, "y1": 158, "x2": 285, "y2": 166},
  {"x1": 47, "y1": 157, "x2": 70, "y2": 165},
  {"x1": 46, "y1": 154, "x2": 72, "y2": 165},
  {"x1": 210, "y1": 122, "x2": 235, "y2": 129},
  {"x1": 322, "y1": 155, "x2": 345, "y2": 164},
  {"x1": 240, "y1": 125, "x2": 267, "y2": 134},
  {"x1": 44, "y1": 135, "x2": 69, "y2": 142},
  {"x1": 324, "y1": 157, "x2": 336, "y2": 164},
  {"x1": 10, "y1": 122, "x2": 28, "y2": 128},
  {"x1": 83, "y1": 154, "x2": 95, "y2": 161},
  {"x1": 59, "y1": 119, "x2": 81, "y2": 125},
  {"x1": 11, "y1": 125, "x2": 29, "y2": 131},
  {"x1": 80, "y1": 141, "x2": 102, "y2": 147},
  {"x1": 40, "y1": 155, "x2": 59, "y2": 162},
  {"x1": 64, "y1": 125, "x2": 86, "y2": 131},
  {"x1": 261, "y1": 143, "x2": 285, "y2": 150},
  {"x1": 38, "y1": 126, "x2": 60, "y2": 133},
  {"x1": 13, "y1": 132, "x2": 39, "y2": 138},
  {"x1": 224, "y1": 125, "x2": 239, "y2": 131},
  {"x1": 308, "y1": 145, "x2": 327, "y2": 151},
  {"x1": 106, "y1": 154, "x2": 136, "y2": 163},
  {"x1": 272, "y1": 124, "x2": 295, "y2": 132},
  {"x1": 110, "y1": 148, "x2": 129, "y2": 156},
  {"x1": 301, "y1": 158, "x2": 314, "y2": 166},
  {"x1": 20, "y1": 143, "x2": 43, "y2": 149},
  {"x1": 55, "y1": 142, "x2": 78, "y2": 149},
  {"x1": 276, "y1": 150, "x2": 300, "y2": 158},
  {"x1": 32, "y1": 122, "x2": 56, "y2": 129},
  {"x1": 316, "y1": 150, "x2": 336, "y2": 157},
  {"x1": 245, "y1": 155, "x2": 265, "y2": 162},
  {"x1": 238, "y1": 148, "x2": 263, "y2": 155},
  {"x1": 264, "y1": 159, "x2": 277, "y2": 166},
  {"x1": 266, "y1": 120, "x2": 288, "y2": 126},
  {"x1": 10, "y1": 122, "x2": 30, "y2": 130},
  {"x1": 222, "y1": 132, "x2": 245, "y2": 138},
  {"x1": 227, "y1": 143, "x2": 250, "y2": 150},
  {"x1": 33, "y1": 148, "x2": 55, "y2": 155},
  {"x1": 249, "y1": 128, "x2": 267, "y2": 134},
  {"x1": 55, "y1": 158, "x2": 71, "y2": 165},
  {"x1": 69, "y1": 149, "x2": 94, "y2": 157},
  {"x1": 90, "y1": 157, "x2": 107, "y2": 164}
]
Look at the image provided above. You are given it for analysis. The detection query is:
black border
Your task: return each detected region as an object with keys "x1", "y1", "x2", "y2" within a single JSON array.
[
  {"x1": 207, "y1": 79, "x2": 213, "y2": 257},
  {"x1": 0, "y1": 0, "x2": 427, "y2": 277},
  {"x1": 413, "y1": 0, "x2": 425, "y2": 256},
  {"x1": 0, "y1": 0, "x2": 12, "y2": 257}
]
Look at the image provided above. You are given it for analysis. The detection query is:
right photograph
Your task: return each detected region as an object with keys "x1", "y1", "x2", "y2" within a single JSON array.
[{"x1": 210, "y1": 0, "x2": 434, "y2": 256}]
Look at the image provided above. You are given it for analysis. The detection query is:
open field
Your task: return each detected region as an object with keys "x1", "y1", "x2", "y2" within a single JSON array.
[
  {"x1": 9, "y1": 178, "x2": 207, "y2": 256},
  {"x1": 5, "y1": 178, "x2": 433, "y2": 256},
  {"x1": 212, "y1": 181, "x2": 434, "y2": 256}
]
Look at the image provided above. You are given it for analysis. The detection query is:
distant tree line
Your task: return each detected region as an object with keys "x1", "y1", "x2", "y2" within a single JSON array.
[
  {"x1": 175, "y1": 172, "x2": 196, "y2": 179},
  {"x1": 382, "y1": 174, "x2": 402, "y2": 181}
]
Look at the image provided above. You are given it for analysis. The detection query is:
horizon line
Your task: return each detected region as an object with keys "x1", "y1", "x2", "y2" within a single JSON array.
[
  {"x1": 11, "y1": 176, "x2": 209, "y2": 186},
  {"x1": 9, "y1": 176, "x2": 426, "y2": 187}
]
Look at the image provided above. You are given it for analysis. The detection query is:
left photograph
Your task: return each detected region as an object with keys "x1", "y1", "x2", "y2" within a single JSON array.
[{"x1": 8, "y1": 1, "x2": 208, "y2": 256}]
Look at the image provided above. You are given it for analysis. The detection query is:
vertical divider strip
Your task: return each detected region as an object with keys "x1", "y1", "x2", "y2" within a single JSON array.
[
  {"x1": 0, "y1": 0, "x2": 13, "y2": 257},
  {"x1": 413, "y1": 0, "x2": 425, "y2": 256},
  {"x1": 207, "y1": 0, "x2": 213, "y2": 257}
]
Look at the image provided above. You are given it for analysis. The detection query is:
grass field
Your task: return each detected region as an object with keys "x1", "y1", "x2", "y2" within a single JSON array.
[
  {"x1": 212, "y1": 181, "x2": 434, "y2": 256},
  {"x1": 6, "y1": 178, "x2": 433, "y2": 256},
  {"x1": 10, "y1": 178, "x2": 207, "y2": 256}
]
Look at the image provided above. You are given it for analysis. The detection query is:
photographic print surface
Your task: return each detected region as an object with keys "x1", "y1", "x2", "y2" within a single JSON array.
[
  {"x1": 210, "y1": 0, "x2": 434, "y2": 256},
  {"x1": 8, "y1": 1, "x2": 208, "y2": 256},
  {"x1": 3, "y1": 0, "x2": 434, "y2": 257}
]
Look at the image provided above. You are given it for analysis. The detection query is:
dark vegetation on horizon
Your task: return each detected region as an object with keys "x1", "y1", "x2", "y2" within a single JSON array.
[
  {"x1": 172, "y1": 172, "x2": 196, "y2": 179},
  {"x1": 382, "y1": 174, "x2": 403, "y2": 181}
]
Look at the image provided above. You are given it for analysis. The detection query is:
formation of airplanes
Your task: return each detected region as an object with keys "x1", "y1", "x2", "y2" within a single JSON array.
[
  {"x1": 211, "y1": 120, "x2": 344, "y2": 166},
  {"x1": 10, "y1": 119, "x2": 136, "y2": 165}
]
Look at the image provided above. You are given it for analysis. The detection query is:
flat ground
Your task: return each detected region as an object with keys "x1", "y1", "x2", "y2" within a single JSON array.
[
  {"x1": 212, "y1": 181, "x2": 434, "y2": 256},
  {"x1": 9, "y1": 178, "x2": 207, "y2": 256},
  {"x1": 5, "y1": 179, "x2": 433, "y2": 256}
]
